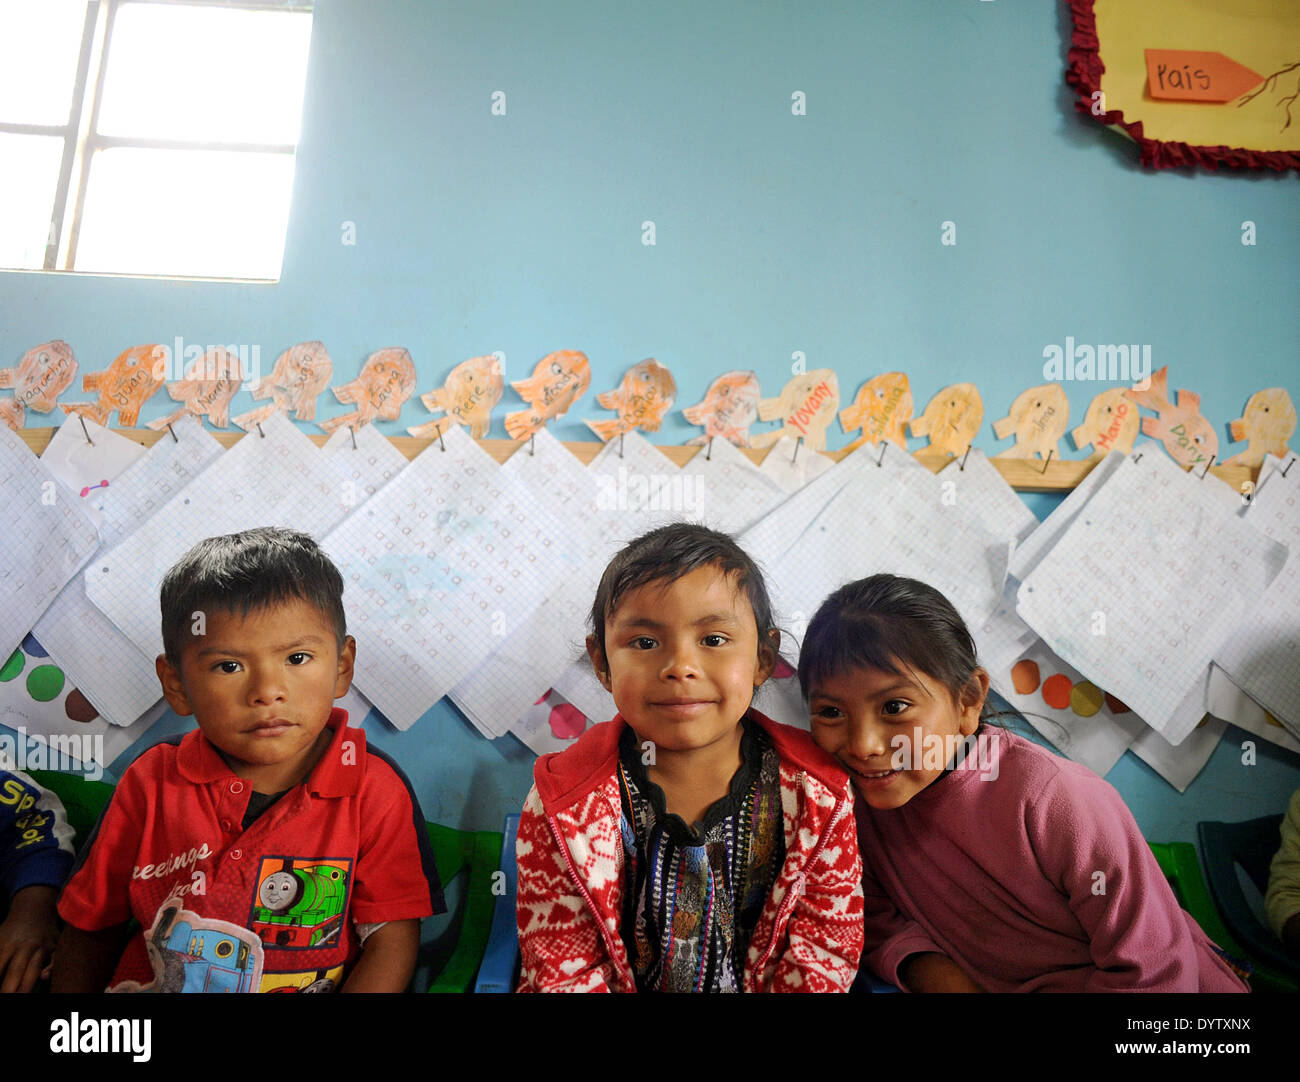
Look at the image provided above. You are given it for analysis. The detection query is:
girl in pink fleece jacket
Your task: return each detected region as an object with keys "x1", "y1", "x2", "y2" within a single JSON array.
[{"x1": 798, "y1": 574, "x2": 1248, "y2": 993}]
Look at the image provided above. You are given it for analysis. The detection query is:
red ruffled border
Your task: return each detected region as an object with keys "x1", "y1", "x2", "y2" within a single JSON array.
[{"x1": 1065, "y1": 0, "x2": 1300, "y2": 172}]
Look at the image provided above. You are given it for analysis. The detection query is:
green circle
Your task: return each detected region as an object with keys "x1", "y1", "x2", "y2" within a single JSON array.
[
  {"x1": 27, "y1": 664, "x2": 65, "y2": 702},
  {"x1": 0, "y1": 649, "x2": 23, "y2": 682}
]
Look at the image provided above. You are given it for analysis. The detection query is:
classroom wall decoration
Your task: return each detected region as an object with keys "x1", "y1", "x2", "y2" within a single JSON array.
[
  {"x1": 750, "y1": 369, "x2": 839, "y2": 450},
  {"x1": 1072, "y1": 387, "x2": 1140, "y2": 455},
  {"x1": 149, "y1": 346, "x2": 246, "y2": 431},
  {"x1": 909, "y1": 383, "x2": 983, "y2": 458},
  {"x1": 1067, "y1": 0, "x2": 1300, "y2": 171},
  {"x1": 584, "y1": 358, "x2": 677, "y2": 442},
  {"x1": 59, "y1": 344, "x2": 164, "y2": 428},
  {"x1": 682, "y1": 370, "x2": 762, "y2": 447},
  {"x1": 503, "y1": 349, "x2": 591, "y2": 440},
  {"x1": 233, "y1": 340, "x2": 334, "y2": 431},
  {"x1": 839, "y1": 372, "x2": 912, "y2": 453},
  {"x1": 408, "y1": 353, "x2": 504, "y2": 440},
  {"x1": 318, "y1": 347, "x2": 416, "y2": 435},
  {"x1": 993, "y1": 383, "x2": 1069, "y2": 460},
  {"x1": 0, "y1": 340, "x2": 78, "y2": 431},
  {"x1": 1224, "y1": 388, "x2": 1295, "y2": 468},
  {"x1": 1125, "y1": 365, "x2": 1218, "y2": 470}
]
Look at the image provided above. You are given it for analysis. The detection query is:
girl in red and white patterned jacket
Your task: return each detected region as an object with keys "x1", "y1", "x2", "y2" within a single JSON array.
[{"x1": 515, "y1": 524, "x2": 863, "y2": 992}]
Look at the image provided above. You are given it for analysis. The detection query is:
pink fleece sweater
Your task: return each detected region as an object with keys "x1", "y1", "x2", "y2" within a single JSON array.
[{"x1": 858, "y1": 729, "x2": 1247, "y2": 992}]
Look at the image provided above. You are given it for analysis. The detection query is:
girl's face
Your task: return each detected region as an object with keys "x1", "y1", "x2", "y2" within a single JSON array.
[
  {"x1": 809, "y1": 662, "x2": 986, "y2": 810},
  {"x1": 588, "y1": 566, "x2": 776, "y2": 758}
]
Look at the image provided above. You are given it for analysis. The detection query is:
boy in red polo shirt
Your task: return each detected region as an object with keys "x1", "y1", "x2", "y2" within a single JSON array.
[{"x1": 52, "y1": 527, "x2": 443, "y2": 992}]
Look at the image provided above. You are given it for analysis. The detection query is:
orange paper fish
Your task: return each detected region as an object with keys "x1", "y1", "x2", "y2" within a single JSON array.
[
  {"x1": 750, "y1": 370, "x2": 840, "y2": 451},
  {"x1": 504, "y1": 350, "x2": 591, "y2": 440},
  {"x1": 60, "y1": 344, "x2": 166, "y2": 428},
  {"x1": 839, "y1": 372, "x2": 913, "y2": 453},
  {"x1": 683, "y1": 370, "x2": 762, "y2": 447},
  {"x1": 233, "y1": 341, "x2": 334, "y2": 430},
  {"x1": 1224, "y1": 388, "x2": 1295, "y2": 468},
  {"x1": 909, "y1": 383, "x2": 983, "y2": 457},
  {"x1": 1071, "y1": 387, "x2": 1140, "y2": 455},
  {"x1": 1125, "y1": 366, "x2": 1218, "y2": 469},
  {"x1": 0, "y1": 340, "x2": 78, "y2": 430},
  {"x1": 147, "y1": 347, "x2": 247, "y2": 430},
  {"x1": 993, "y1": 383, "x2": 1069, "y2": 460},
  {"x1": 318, "y1": 348, "x2": 417, "y2": 434},
  {"x1": 585, "y1": 359, "x2": 677, "y2": 442},
  {"x1": 409, "y1": 354, "x2": 504, "y2": 439}
]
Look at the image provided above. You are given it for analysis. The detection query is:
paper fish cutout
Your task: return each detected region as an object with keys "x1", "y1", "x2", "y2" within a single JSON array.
[
  {"x1": 750, "y1": 370, "x2": 839, "y2": 451},
  {"x1": 1071, "y1": 387, "x2": 1140, "y2": 455},
  {"x1": 1224, "y1": 388, "x2": 1295, "y2": 468},
  {"x1": 993, "y1": 383, "x2": 1069, "y2": 460},
  {"x1": 908, "y1": 383, "x2": 983, "y2": 457},
  {"x1": 504, "y1": 350, "x2": 591, "y2": 440},
  {"x1": 409, "y1": 354, "x2": 504, "y2": 440},
  {"x1": 60, "y1": 344, "x2": 166, "y2": 428},
  {"x1": 682, "y1": 370, "x2": 761, "y2": 447},
  {"x1": 585, "y1": 359, "x2": 677, "y2": 442},
  {"x1": 0, "y1": 340, "x2": 79, "y2": 430},
  {"x1": 233, "y1": 341, "x2": 334, "y2": 431},
  {"x1": 1125, "y1": 366, "x2": 1218, "y2": 469},
  {"x1": 839, "y1": 372, "x2": 913, "y2": 453},
  {"x1": 318, "y1": 347, "x2": 417, "y2": 435},
  {"x1": 147, "y1": 346, "x2": 247, "y2": 431}
]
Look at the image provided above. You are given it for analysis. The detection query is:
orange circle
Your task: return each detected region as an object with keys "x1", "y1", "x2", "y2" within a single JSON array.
[
  {"x1": 1042, "y1": 674, "x2": 1073, "y2": 711},
  {"x1": 1011, "y1": 659, "x2": 1041, "y2": 695},
  {"x1": 1070, "y1": 681, "x2": 1104, "y2": 717}
]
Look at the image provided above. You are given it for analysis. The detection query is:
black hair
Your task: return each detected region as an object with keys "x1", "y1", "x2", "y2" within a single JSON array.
[
  {"x1": 588, "y1": 523, "x2": 776, "y2": 667},
  {"x1": 797, "y1": 574, "x2": 983, "y2": 710},
  {"x1": 159, "y1": 527, "x2": 347, "y2": 666}
]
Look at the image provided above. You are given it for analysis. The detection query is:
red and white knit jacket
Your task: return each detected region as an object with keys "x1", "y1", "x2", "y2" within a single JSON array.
[{"x1": 515, "y1": 710, "x2": 864, "y2": 992}]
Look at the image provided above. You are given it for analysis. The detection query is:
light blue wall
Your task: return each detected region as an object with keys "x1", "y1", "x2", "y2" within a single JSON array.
[{"x1": 4, "y1": 1, "x2": 1298, "y2": 837}]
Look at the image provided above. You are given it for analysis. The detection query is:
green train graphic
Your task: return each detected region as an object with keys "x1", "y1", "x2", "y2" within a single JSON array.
[{"x1": 250, "y1": 863, "x2": 348, "y2": 949}]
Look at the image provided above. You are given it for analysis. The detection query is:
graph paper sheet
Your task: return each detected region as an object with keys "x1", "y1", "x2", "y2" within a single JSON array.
[
  {"x1": 684, "y1": 435, "x2": 789, "y2": 535},
  {"x1": 320, "y1": 420, "x2": 410, "y2": 504},
  {"x1": 937, "y1": 449, "x2": 1039, "y2": 548},
  {"x1": 87, "y1": 411, "x2": 356, "y2": 661},
  {"x1": 993, "y1": 642, "x2": 1145, "y2": 777},
  {"x1": 758, "y1": 436, "x2": 835, "y2": 493},
  {"x1": 323, "y1": 425, "x2": 574, "y2": 731},
  {"x1": 32, "y1": 417, "x2": 223, "y2": 727},
  {"x1": 0, "y1": 422, "x2": 101, "y2": 666},
  {"x1": 1016, "y1": 449, "x2": 1287, "y2": 746},
  {"x1": 1129, "y1": 710, "x2": 1225, "y2": 793},
  {"x1": 1213, "y1": 452, "x2": 1300, "y2": 734},
  {"x1": 1208, "y1": 663, "x2": 1300, "y2": 753},
  {"x1": 453, "y1": 430, "x2": 611, "y2": 738},
  {"x1": 742, "y1": 444, "x2": 1008, "y2": 657}
]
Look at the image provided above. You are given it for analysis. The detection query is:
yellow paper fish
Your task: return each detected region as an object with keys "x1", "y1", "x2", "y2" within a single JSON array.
[
  {"x1": 318, "y1": 347, "x2": 417, "y2": 434},
  {"x1": 1071, "y1": 387, "x2": 1140, "y2": 455},
  {"x1": 409, "y1": 354, "x2": 504, "y2": 440},
  {"x1": 908, "y1": 383, "x2": 983, "y2": 458},
  {"x1": 505, "y1": 350, "x2": 591, "y2": 440},
  {"x1": 0, "y1": 340, "x2": 78, "y2": 430},
  {"x1": 993, "y1": 383, "x2": 1069, "y2": 460},
  {"x1": 1125, "y1": 366, "x2": 1218, "y2": 469},
  {"x1": 1224, "y1": 388, "x2": 1295, "y2": 468},
  {"x1": 60, "y1": 344, "x2": 165, "y2": 428},
  {"x1": 683, "y1": 370, "x2": 762, "y2": 447},
  {"x1": 585, "y1": 359, "x2": 677, "y2": 442},
  {"x1": 839, "y1": 372, "x2": 913, "y2": 453},
  {"x1": 147, "y1": 347, "x2": 247, "y2": 431},
  {"x1": 750, "y1": 370, "x2": 840, "y2": 451}
]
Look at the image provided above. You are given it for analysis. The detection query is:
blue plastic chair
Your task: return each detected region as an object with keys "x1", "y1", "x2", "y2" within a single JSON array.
[{"x1": 473, "y1": 813, "x2": 520, "y2": 993}]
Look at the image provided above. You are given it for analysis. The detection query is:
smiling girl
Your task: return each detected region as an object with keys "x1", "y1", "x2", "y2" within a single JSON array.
[{"x1": 799, "y1": 574, "x2": 1247, "y2": 993}]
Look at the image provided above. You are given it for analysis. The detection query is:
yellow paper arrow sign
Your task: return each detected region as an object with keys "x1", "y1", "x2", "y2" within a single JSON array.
[{"x1": 1145, "y1": 49, "x2": 1264, "y2": 102}]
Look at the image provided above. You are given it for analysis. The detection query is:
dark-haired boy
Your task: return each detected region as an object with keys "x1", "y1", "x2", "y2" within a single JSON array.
[{"x1": 52, "y1": 527, "x2": 443, "y2": 992}]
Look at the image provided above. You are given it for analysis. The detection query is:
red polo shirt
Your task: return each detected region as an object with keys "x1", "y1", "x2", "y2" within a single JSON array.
[{"x1": 59, "y1": 708, "x2": 443, "y2": 992}]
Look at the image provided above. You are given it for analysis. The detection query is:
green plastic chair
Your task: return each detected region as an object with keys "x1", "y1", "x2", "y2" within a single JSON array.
[
  {"x1": 422, "y1": 822, "x2": 504, "y2": 993},
  {"x1": 1148, "y1": 839, "x2": 1297, "y2": 994}
]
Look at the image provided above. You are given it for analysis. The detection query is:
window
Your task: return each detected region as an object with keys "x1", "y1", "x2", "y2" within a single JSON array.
[{"x1": 0, "y1": 0, "x2": 313, "y2": 280}]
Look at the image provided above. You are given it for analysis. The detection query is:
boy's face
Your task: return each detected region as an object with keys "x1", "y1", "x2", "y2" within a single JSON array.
[
  {"x1": 588, "y1": 566, "x2": 776, "y2": 758},
  {"x1": 156, "y1": 597, "x2": 355, "y2": 793}
]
